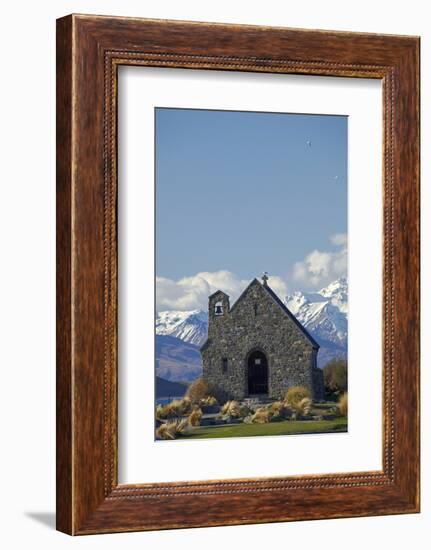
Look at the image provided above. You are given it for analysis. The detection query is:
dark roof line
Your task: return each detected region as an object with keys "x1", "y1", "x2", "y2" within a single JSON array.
[
  {"x1": 228, "y1": 278, "x2": 260, "y2": 314},
  {"x1": 208, "y1": 289, "x2": 230, "y2": 300},
  {"x1": 262, "y1": 283, "x2": 320, "y2": 349},
  {"x1": 200, "y1": 338, "x2": 211, "y2": 352},
  {"x1": 200, "y1": 281, "x2": 260, "y2": 351}
]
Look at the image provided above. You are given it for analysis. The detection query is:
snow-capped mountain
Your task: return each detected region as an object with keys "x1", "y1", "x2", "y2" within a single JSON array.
[
  {"x1": 285, "y1": 277, "x2": 348, "y2": 351},
  {"x1": 318, "y1": 278, "x2": 348, "y2": 314},
  {"x1": 156, "y1": 309, "x2": 208, "y2": 346},
  {"x1": 155, "y1": 278, "x2": 347, "y2": 373}
]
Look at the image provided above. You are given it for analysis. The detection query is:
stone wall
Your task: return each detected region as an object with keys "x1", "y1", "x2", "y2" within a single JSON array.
[
  {"x1": 312, "y1": 367, "x2": 325, "y2": 401},
  {"x1": 201, "y1": 280, "x2": 321, "y2": 402}
]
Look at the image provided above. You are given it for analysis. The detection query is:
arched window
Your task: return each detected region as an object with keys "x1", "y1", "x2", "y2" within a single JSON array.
[
  {"x1": 214, "y1": 301, "x2": 223, "y2": 316},
  {"x1": 222, "y1": 358, "x2": 228, "y2": 373}
]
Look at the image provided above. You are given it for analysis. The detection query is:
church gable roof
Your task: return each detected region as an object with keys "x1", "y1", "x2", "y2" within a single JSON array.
[
  {"x1": 230, "y1": 278, "x2": 319, "y2": 349},
  {"x1": 262, "y1": 283, "x2": 319, "y2": 349},
  {"x1": 228, "y1": 278, "x2": 261, "y2": 314},
  {"x1": 208, "y1": 289, "x2": 230, "y2": 299}
]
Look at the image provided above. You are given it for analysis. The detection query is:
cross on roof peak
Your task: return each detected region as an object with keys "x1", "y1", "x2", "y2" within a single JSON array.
[{"x1": 262, "y1": 272, "x2": 269, "y2": 286}]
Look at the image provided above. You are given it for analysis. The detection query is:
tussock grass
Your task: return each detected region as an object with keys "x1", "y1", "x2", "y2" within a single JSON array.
[
  {"x1": 188, "y1": 407, "x2": 203, "y2": 427},
  {"x1": 338, "y1": 392, "x2": 348, "y2": 417},
  {"x1": 250, "y1": 408, "x2": 272, "y2": 424},
  {"x1": 221, "y1": 400, "x2": 239, "y2": 416},
  {"x1": 155, "y1": 418, "x2": 189, "y2": 440},
  {"x1": 284, "y1": 387, "x2": 313, "y2": 419},
  {"x1": 285, "y1": 386, "x2": 311, "y2": 408},
  {"x1": 268, "y1": 401, "x2": 292, "y2": 421},
  {"x1": 156, "y1": 397, "x2": 192, "y2": 419},
  {"x1": 270, "y1": 401, "x2": 284, "y2": 413},
  {"x1": 200, "y1": 395, "x2": 218, "y2": 406},
  {"x1": 220, "y1": 400, "x2": 250, "y2": 419}
]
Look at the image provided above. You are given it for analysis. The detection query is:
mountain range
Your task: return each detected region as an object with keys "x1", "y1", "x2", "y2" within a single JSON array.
[
  {"x1": 155, "y1": 277, "x2": 348, "y2": 383},
  {"x1": 156, "y1": 309, "x2": 208, "y2": 346},
  {"x1": 155, "y1": 334, "x2": 203, "y2": 382},
  {"x1": 285, "y1": 277, "x2": 347, "y2": 367}
]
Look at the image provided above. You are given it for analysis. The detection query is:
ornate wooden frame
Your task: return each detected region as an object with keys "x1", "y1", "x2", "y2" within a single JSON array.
[{"x1": 56, "y1": 14, "x2": 420, "y2": 535}]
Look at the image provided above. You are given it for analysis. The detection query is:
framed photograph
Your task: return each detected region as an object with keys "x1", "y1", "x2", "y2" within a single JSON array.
[{"x1": 56, "y1": 14, "x2": 420, "y2": 535}]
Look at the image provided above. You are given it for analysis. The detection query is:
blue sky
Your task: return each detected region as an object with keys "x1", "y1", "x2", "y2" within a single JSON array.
[{"x1": 155, "y1": 107, "x2": 347, "y2": 308}]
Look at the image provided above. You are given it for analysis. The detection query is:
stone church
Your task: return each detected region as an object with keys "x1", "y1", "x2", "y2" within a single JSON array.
[{"x1": 201, "y1": 275, "x2": 324, "y2": 402}]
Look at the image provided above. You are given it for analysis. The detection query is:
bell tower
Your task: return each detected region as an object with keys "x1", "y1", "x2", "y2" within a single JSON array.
[{"x1": 208, "y1": 290, "x2": 230, "y2": 331}]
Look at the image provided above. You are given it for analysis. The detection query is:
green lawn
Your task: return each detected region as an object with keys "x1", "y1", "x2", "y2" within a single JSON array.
[{"x1": 180, "y1": 418, "x2": 347, "y2": 439}]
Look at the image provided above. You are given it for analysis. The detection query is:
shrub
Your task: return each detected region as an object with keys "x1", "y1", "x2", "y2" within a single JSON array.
[
  {"x1": 270, "y1": 401, "x2": 283, "y2": 413},
  {"x1": 323, "y1": 358, "x2": 348, "y2": 398},
  {"x1": 186, "y1": 377, "x2": 209, "y2": 404},
  {"x1": 155, "y1": 418, "x2": 189, "y2": 440},
  {"x1": 296, "y1": 397, "x2": 312, "y2": 417},
  {"x1": 338, "y1": 392, "x2": 348, "y2": 417},
  {"x1": 251, "y1": 408, "x2": 272, "y2": 424},
  {"x1": 156, "y1": 397, "x2": 192, "y2": 419},
  {"x1": 170, "y1": 397, "x2": 192, "y2": 416},
  {"x1": 267, "y1": 401, "x2": 291, "y2": 421},
  {"x1": 188, "y1": 407, "x2": 203, "y2": 427},
  {"x1": 155, "y1": 404, "x2": 165, "y2": 418},
  {"x1": 239, "y1": 404, "x2": 252, "y2": 417},
  {"x1": 200, "y1": 395, "x2": 218, "y2": 406},
  {"x1": 220, "y1": 400, "x2": 250, "y2": 420},
  {"x1": 220, "y1": 400, "x2": 240, "y2": 418},
  {"x1": 285, "y1": 386, "x2": 311, "y2": 409},
  {"x1": 155, "y1": 403, "x2": 175, "y2": 420}
]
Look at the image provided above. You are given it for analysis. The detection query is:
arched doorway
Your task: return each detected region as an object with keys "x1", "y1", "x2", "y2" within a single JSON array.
[{"x1": 247, "y1": 350, "x2": 268, "y2": 396}]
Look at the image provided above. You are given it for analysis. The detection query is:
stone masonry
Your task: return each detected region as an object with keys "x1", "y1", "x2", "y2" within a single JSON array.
[{"x1": 200, "y1": 276, "x2": 324, "y2": 402}]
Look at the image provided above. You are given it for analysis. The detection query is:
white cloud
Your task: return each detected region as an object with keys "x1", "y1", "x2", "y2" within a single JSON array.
[
  {"x1": 330, "y1": 233, "x2": 348, "y2": 247},
  {"x1": 266, "y1": 275, "x2": 288, "y2": 297},
  {"x1": 156, "y1": 271, "x2": 248, "y2": 311},
  {"x1": 291, "y1": 233, "x2": 347, "y2": 290},
  {"x1": 156, "y1": 270, "x2": 288, "y2": 311},
  {"x1": 156, "y1": 235, "x2": 346, "y2": 311}
]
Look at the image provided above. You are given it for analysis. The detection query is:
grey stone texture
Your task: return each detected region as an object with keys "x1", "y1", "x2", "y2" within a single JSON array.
[{"x1": 201, "y1": 278, "x2": 324, "y2": 402}]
